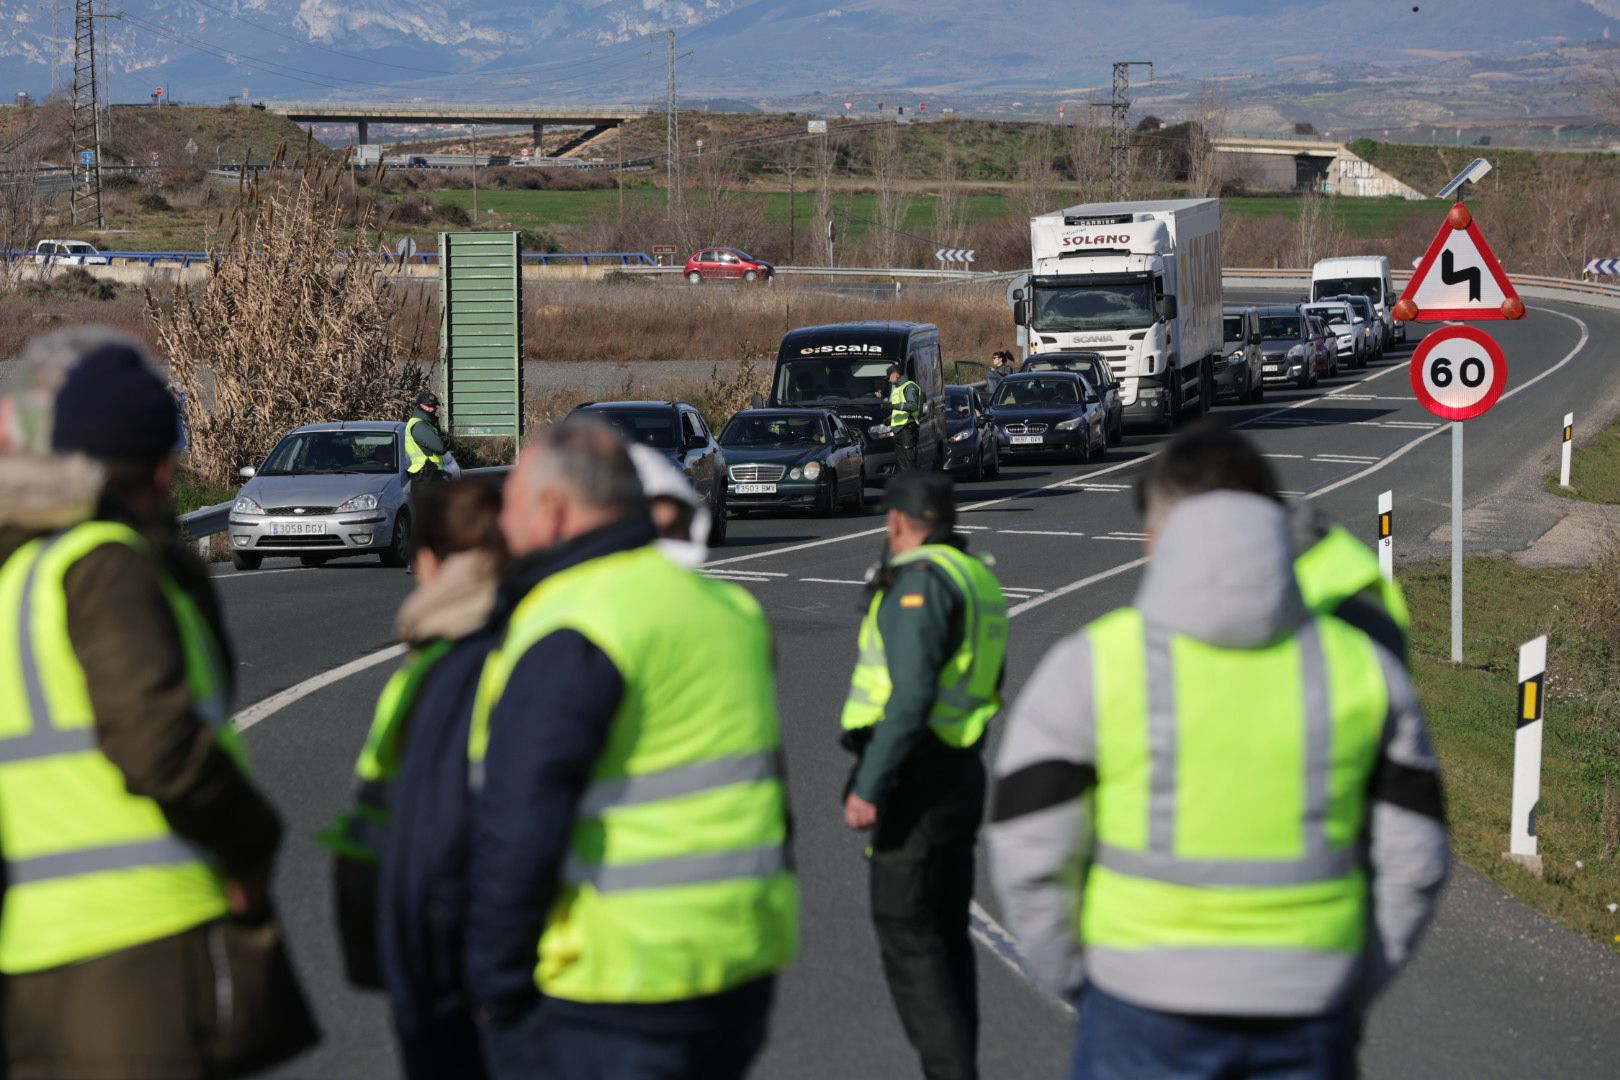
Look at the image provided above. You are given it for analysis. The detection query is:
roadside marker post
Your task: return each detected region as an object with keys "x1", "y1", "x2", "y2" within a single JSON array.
[
  {"x1": 1377, "y1": 490, "x2": 1393, "y2": 584},
  {"x1": 1506, "y1": 635, "x2": 1547, "y2": 878},
  {"x1": 1560, "y1": 413, "x2": 1573, "y2": 489}
]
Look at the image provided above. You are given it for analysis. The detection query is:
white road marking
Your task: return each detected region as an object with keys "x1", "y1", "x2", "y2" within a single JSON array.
[
  {"x1": 799, "y1": 577, "x2": 867, "y2": 586},
  {"x1": 233, "y1": 644, "x2": 407, "y2": 731},
  {"x1": 1263, "y1": 453, "x2": 1305, "y2": 459},
  {"x1": 211, "y1": 566, "x2": 312, "y2": 580},
  {"x1": 998, "y1": 529, "x2": 1087, "y2": 538}
]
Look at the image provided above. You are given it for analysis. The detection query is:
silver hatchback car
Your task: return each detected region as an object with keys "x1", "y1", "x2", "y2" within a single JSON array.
[{"x1": 227, "y1": 421, "x2": 456, "y2": 570}]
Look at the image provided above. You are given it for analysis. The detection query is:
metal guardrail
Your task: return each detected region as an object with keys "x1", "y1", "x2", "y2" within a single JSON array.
[
  {"x1": 617, "y1": 264, "x2": 991, "y2": 282},
  {"x1": 3, "y1": 249, "x2": 657, "y2": 268}
]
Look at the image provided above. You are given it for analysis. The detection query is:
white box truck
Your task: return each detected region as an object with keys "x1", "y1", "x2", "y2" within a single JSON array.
[{"x1": 1013, "y1": 198, "x2": 1223, "y2": 431}]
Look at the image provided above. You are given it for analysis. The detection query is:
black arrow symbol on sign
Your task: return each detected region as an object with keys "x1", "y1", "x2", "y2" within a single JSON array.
[{"x1": 1440, "y1": 249, "x2": 1482, "y2": 302}]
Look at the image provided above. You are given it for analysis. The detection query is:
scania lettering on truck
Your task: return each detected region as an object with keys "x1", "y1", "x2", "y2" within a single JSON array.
[
  {"x1": 1013, "y1": 198, "x2": 1223, "y2": 432},
  {"x1": 1311, "y1": 256, "x2": 1401, "y2": 343},
  {"x1": 767, "y1": 322, "x2": 946, "y2": 476}
]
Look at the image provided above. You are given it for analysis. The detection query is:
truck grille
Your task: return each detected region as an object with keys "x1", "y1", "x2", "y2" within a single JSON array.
[
  {"x1": 1003, "y1": 422, "x2": 1049, "y2": 436},
  {"x1": 729, "y1": 464, "x2": 786, "y2": 483}
]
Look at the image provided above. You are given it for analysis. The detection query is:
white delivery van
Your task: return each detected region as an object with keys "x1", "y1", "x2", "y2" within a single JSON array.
[{"x1": 1312, "y1": 256, "x2": 1401, "y2": 343}]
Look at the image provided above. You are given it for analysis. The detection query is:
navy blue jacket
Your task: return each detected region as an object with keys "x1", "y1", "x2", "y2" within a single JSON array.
[{"x1": 465, "y1": 516, "x2": 773, "y2": 1035}]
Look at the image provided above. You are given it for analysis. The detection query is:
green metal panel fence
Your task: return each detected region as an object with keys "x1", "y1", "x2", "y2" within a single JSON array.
[{"x1": 438, "y1": 231, "x2": 524, "y2": 439}]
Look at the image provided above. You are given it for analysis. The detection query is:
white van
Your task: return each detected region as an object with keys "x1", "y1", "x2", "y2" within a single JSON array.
[
  {"x1": 33, "y1": 240, "x2": 110, "y2": 267},
  {"x1": 1311, "y1": 256, "x2": 1401, "y2": 343}
]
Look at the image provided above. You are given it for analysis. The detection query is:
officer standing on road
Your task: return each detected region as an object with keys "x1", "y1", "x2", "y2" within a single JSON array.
[
  {"x1": 887, "y1": 365, "x2": 923, "y2": 472},
  {"x1": 0, "y1": 327, "x2": 318, "y2": 1078},
  {"x1": 841, "y1": 471, "x2": 1007, "y2": 1080},
  {"x1": 405, "y1": 389, "x2": 448, "y2": 483},
  {"x1": 988, "y1": 429, "x2": 1448, "y2": 1077},
  {"x1": 465, "y1": 421, "x2": 797, "y2": 1080}
]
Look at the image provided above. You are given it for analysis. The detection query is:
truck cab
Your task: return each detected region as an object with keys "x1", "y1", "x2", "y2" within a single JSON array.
[
  {"x1": 1014, "y1": 199, "x2": 1222, "y2": 432},
  {"x1": 767, "y1": 322, "x2": 946, "y2": 477}
]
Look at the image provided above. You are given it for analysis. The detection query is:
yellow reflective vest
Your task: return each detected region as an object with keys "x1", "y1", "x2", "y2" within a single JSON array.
[
  {"x1": 468, "y1": 544, "x2": 798, "y2": 1004},
  {"x1": 1295, "y1": 524, "x2": 1410, "y2": 631},
  {"x1": 840, "y1": 544, "x2": 1008, "y2": 749},
  {"x1": 889, "y1": 380, "x2": 922, "y2": 429},
  {"x1": 404, "y1": 416, "x2": 443, "y2": 476},
  {"x1": 1079, "y1": 605, "x2": 1387, "y2": 998},
  {"x1": 0, "y1": 522, "x2": 246, "y2": 974}
]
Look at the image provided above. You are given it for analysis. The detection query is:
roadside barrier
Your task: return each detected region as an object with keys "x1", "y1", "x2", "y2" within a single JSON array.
[
  {"x1": 1506, "y1": 636, "x2": 1547, "y2": 877},
  {"x1": 1377, "y1": 491, "x2": 1394, "y2": 584},
  {"x1": 1, "y1": 249, "x2": 656, "y2": 269}
]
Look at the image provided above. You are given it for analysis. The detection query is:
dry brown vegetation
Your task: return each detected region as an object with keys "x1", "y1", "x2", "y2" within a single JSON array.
[{"x1": 150, "y1": 146, "x2": 429, "y2": 489}]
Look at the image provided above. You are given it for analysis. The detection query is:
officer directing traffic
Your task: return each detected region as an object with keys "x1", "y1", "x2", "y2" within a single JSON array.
[
  {"x1": 887, "y1": 365, "x2": 922, "y2": 471},
  {"x1": 405, "y1": 389, "x2": 448, "y2": 483},
  {"x1": 988, "y1": 440, "x2": 1448, "y2": 1075},
  {"x1": 841, "y1": 471, "x2": 1007, "y2": 1080}
]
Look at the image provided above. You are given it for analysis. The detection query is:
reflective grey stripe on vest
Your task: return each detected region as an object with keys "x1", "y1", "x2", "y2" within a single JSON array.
[
  {"x1": 6, "y1": 834, "x2": 206, "y2": 885},
  {"x1": 578, "y1": 749, "x2": 779, "y2": 818},
  {"x1": 564, "y1": 843, "x2": 786, "y2": 894},
  {"x1": 1121, "y1": 619, "x2": 1355, "y2": 887},
  {"x1": 3, "y1": 535, "x2": 99, "y2": 764}
]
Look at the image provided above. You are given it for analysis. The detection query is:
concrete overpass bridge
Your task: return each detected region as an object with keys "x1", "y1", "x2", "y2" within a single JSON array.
[
  {"x1": 1213, "y1": 136, "x2": 1425, "y2": 199},
  {"x1": 261, "y1": 101, "x2": 649, "y2": 151}
]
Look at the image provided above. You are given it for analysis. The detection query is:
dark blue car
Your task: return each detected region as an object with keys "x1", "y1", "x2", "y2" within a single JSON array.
[{"x1": 987, "y1": 371, "x2": 1109, "y2": 464}]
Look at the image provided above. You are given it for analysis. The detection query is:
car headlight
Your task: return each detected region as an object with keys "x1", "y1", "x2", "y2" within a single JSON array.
[
  {"x1": 869, "y1": 423, "x2": 892, "y2": 438},
  {"x1": 789, "y1": 466, "x2": 802, "y2": 480},
  {"x1": 948, "y1": 428, "x2": 974, "y2": 443},
  {"x1": 1055, "y1": 416, "x2": 1084, "y2": 431},
  {"x1": 1287, "y1": 345, "x2": 1305, "y2": 359},
  {"x1": 233, "y1": 496, "x2": 264, "y2": 515},
  {"x1": 338, "y1": 493, "x2": 378, "y2": 513},
  {"x1": 802, "y1": 461, "x2": 822, "y2": 481}
]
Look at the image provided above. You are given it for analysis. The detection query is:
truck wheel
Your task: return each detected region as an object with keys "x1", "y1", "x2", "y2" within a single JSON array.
[
  {"x1": 1198, "y1": 361, "x2": 1214, "y2": 414},
  {"x1": 1160, "y1": 376, "x2": 1179, "y2": 434}
]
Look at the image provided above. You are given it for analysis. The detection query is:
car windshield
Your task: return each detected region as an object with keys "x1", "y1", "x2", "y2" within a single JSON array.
[
  {"x1": 720, "y1": 414, "x2": 826, "y2": 447},
  {"x1": 1031, "y1": 280, "x2": 1155, "y2": 331},
  {"x1": 1224, "y1": 315, "x2": 1247, "y2": 342},
  {"x1": 945, "y1": 392, "x2": 974, "y2": 420},
  {"x1": 993, "y1": 377, "x2": 1081, "y2": 406},
  {"x1": 1342, "y1": 297, "x2": 1374, "y2": 319},
  {"x1": 1306, "y1": 306, "x2": 1349, "y2": 326},
  {"x1": 731, "y1": 250, "x2": 756, "y2": 262},
  {"x1": 587, "y1": 409, "x2": 678, "y2": 449},
  {"x1": 774, "y1": 355, "x2": 898, "y2": 406},
  {"x1": 1259, "y1": 316, "x2": 1303, "y2": 340},
  {"x1": 1313, "y1": 277, "x2": 1382, "y2": 303},
  {"x1": 260, "y1": 431, "x2": 398, "y2": 475}
]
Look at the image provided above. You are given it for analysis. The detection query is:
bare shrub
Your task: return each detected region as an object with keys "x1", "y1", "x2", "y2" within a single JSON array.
[
  {"x1": 934, "y1": 137, "x2": 970, "y2": 259},
  {"x1": 1064, "y1": 102, "x2": 1112, "y2": 202},
  {"x1": 1187, "y1": 84, "x2": 1227, "y2": 199},
  {"x1": 150, "y1": 146, "x2": 429, "y2": 489},
  {"x1": 870, "y1": 124, "x2": 911, "y2": 269}
]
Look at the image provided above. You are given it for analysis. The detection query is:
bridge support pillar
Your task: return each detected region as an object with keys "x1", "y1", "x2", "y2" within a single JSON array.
[
  {"x1": 357, "y1": 120, "x2": 369, "y2": 145},
  {"x1": 532, "y1": 123, "x2": 544, "y2": 151}
]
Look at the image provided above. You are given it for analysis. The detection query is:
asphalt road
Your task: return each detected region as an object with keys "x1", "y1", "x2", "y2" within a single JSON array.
[{"x1": 214, "y1": 296, "x2": 1620, "y2": 1079}]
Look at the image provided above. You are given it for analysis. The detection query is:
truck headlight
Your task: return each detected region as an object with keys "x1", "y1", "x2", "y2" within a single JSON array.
[{"x1": 1055, "y1": 417, "x2": 1084, "y2": 431}]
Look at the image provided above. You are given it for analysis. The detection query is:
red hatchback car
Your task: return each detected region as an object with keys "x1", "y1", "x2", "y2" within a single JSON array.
[{"x1": 684, "y1": 247, "x2": 774, "y2": 284}]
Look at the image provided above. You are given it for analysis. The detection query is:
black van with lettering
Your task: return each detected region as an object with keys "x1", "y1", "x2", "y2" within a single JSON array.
[{"x1": 767, "y1": 322, "x2": 947, "y2": 477}]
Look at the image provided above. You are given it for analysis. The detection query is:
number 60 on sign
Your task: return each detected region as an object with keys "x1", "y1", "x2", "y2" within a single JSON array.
[{"x1": 1410, "y1": 325, "x2": 1508, "y2": 421}]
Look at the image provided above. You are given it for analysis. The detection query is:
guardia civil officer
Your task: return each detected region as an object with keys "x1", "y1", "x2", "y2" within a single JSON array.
[
  {"x1": 405, "y1": 389, "x2": 448, "y2": 483},
  {"x1": 988, "y1": 428, "x2": 1448, "y2": 1077},
  {"x1": 841, "y1": 471, "x2": 1007, "y2": 1080},
  {"x1": 886, "y1": 365, "x2": 923, "y2": 471}
]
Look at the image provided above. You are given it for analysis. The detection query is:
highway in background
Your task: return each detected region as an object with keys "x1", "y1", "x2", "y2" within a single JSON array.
[{"x1": 218, "y1": 297, "x2": 1620, "y2": 1078}]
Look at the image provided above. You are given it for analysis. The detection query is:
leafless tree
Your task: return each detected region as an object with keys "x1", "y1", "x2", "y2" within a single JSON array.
[
  {"x1": 1292, "y1": 188, "x2": 1343, "y2": 267},
  {"x1": 676, "y1": 145, "x2": 770, "y2": 257},
  {"x1": 0, "y1": 160, "x2": 46, "y2": 290},
  {"x1": 1015, "y1": 124, "x2": 1063, "y2": 222},
  {"x1": 813, "y1": 131, "x2": 838, "y2": 265},
  {"x1": 933, "y1": 135, "x2": 970, "y2": 263},
  {"x1": 1187, "y1": 83, "x2": 1227, "y2": 198},
  {"x1": 1066, "y1": 99, "x2": 1112, "y2": 202},
  {"x1": 870, "y1": 122, "x2": 911, "y2": 268}
]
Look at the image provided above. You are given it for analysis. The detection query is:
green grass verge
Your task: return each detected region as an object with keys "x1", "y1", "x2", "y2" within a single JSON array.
[
  {"x1": 1546, "y1": 413, "x2": 1620, "y2": 504},
  {"x1": 1220, "y1": 195, "x2": 1433, "y2": 237},
  {"x1": 432, "y1": 188, "x2": 1012, "y2": 242},
  {"x1": 1404, "y1": 556, "x2": 1620, "y2": 949}
]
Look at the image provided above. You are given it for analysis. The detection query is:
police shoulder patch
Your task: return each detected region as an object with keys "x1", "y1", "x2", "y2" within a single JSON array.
[{"x1": 899, "y1": 594, "x2": 925, "y2": 609}]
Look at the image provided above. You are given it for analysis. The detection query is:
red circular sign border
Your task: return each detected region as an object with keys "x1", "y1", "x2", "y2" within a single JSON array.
[{"x1": 1409, "y1": 325, "x2": 1508, "y2": 422}]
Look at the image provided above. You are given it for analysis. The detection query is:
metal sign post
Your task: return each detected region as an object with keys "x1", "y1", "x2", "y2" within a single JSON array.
[{"x1": 1451, "y1": 422, "x2": 1464, "y2": 662}]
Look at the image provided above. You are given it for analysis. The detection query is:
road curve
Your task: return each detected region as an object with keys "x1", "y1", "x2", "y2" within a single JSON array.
[{"x1": 216, "y1": 297, "x2": 1620, "y2": 1079}]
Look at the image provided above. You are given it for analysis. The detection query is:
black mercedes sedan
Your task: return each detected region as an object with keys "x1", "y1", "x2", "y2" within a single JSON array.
[
  {"x1": 718, "y1": 408, "x2": 866, "y2": 515},
  {"x1": 987, "y1": 371, "x2": 1108, "y2": 463}
]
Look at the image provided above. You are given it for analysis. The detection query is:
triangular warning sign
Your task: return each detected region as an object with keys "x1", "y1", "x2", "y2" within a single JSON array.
[{"x1": 1396, "y1": 203, "x2": 1524, "y2": 322}]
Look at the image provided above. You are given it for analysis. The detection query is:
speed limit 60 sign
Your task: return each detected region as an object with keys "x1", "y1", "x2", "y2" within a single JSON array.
[{"x1": 1410, "y1": 325, "x2": 1507, "y2": 421}]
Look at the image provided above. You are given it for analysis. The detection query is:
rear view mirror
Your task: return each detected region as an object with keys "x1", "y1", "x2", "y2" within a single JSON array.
[
  {"x1": 238, "y1": 466, "x2": 256, "y2": 479},
  {"x1": 749, "y1": 392, "x2": 764, "y2": 410},
  {"x1": 1249, "y1": 332, "x2": 1262, "y2": 345},
  {"x1": 1157, "y1": 295, "x2": 1177, "y2": 321},
  {"x1": 1013, "y1": 299, "x2": 1027, "y2": 327}
]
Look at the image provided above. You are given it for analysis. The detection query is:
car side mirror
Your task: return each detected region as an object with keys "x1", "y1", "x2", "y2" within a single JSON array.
[
  {"x1": 1249, "y1": 332, "x2": 1262, "y2": 345},
  {"x1": 834, "y1": 432, "x2": 852, "y2": 447},
  {"x1": 1158, "y1": 295, "x2": 1177, "y2": 321},
  {"x1": 238, "y1": 466, "x2": 256, "y2": 479},
  {"x1": 684, "y1": 432, "x2": 707, "y2": 451}
]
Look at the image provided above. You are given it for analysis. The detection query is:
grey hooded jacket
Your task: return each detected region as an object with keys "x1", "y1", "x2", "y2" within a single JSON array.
[{"x1": 987, "y1": 491, "x2": 1448, "y2": 1017}]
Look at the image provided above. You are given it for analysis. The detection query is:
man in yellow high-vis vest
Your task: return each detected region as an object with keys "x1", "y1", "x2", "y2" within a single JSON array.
[
  {"x1": 0, "y1": 328, "x2": 315, "y2": 1078},
  {"x1": 989, "y1": 471, "x2": 1448, "y2": 1075},
  {"x1": 887, "y1": 365, "x2": 923, "y2": 472},
  {"x1": 405, "y1": 389, "x2": 447, "y2": 482},
  {"x1": 465, "y1": 420, "x2": 797, "y2": 1080},
  {"x1": 840, "y1": 472, "x2": 1007, "y2": 1080}
]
